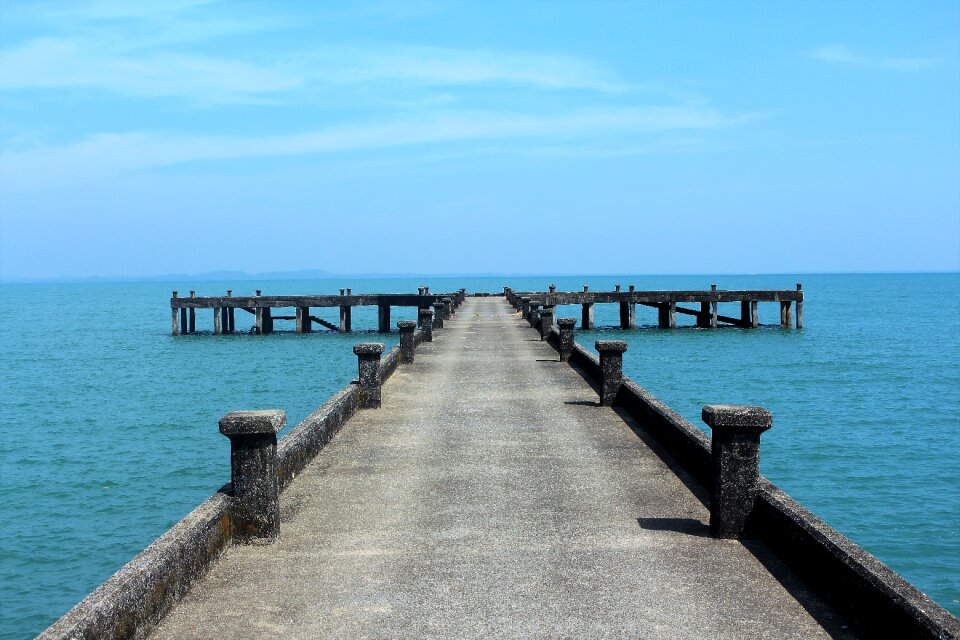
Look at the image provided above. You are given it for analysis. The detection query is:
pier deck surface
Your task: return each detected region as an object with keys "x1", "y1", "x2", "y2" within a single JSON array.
[{"x1": 151, "y1": 297, "x2": 851, "y2": 639}]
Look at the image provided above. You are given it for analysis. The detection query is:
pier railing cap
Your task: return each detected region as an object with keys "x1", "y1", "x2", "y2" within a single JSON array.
[
  {"x1": 418, "y1": 308, "x2": 433, "y2": 316},
  {"x1": 702, "y1": 405, "x2": 773, "y2": 433},
  {"x1": 353, "y1": 342, "x2": 385, "y2": 356},
  {"x1": 557, "y1": 318, "x2": 577, "y2": 327},
  {"x1": 219, "y1": 410, "x2": 286, "y2": 436},
  {"x1": 595, "y1": 340, "x2": 628, "y2": 353},
  {"x1": 397, "y1": 320, "x2": 416, "y2": 330}
]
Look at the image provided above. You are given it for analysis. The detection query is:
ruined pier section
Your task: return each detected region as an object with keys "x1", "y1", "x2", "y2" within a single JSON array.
[
  {"x1": 505, "y1": 283, "x2": 804, "y2": 329},
  {"x1": 169, "y1": 287, "x2": 466, "y2": 336}
]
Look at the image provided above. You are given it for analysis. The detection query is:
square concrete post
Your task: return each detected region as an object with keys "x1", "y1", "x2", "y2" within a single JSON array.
[
  {"x1": 780, "y1": 301, "x2": 793, "y2": 327},
  {"x1": 226, "y1": 290, "x2": 234, "y2": 334},
  {"x1": 171, "y1": 291, "x2": 179, "y2": 336},
  {"x1": 558, "y1": 318, "x2": 577, "y2": 361},
  {"x1": 188, "y1": 291, "x2": 196, "y2": 334},
  {"x1": 710, "y1": 284, "x2": 718, "y2": 328},
  {"x1": 741, "y1": 301, "x2": 751, "y2": 327},
  {"x1": 295, "y1": 307, "x2": 311, "y2": 334},
  {"x1": 340, "y1": 305, "x2": 352, "y2": 332},
  {"x1": 442, "y1": 297, "x2": 453, "y2": 319},
  {"x1": 619, "y1": 301, "x2": 636, "y2": 329},
  {"x1": 520, "y1": 298, "x2": 531, "y2": 319},
  {"x1": 353, "y1": 343, "x2": 384, "y2": 408},
  {"x1": 418, "y1": 308, "x2": 433, "y2": 342},
  {"x1": 398, "y1": 320, "x2": 416, "y2": 363},
  {"x1": 657, "y1": 303, "x2": 669, "y2": 328},
  {"x1": 539, "y1": 307, "x2": 554, "y2": 340},
  {"x1": 180, "y1": 308, "x2": 188, "y2": 335},
  {"x1": 751, "y1": 301, "x2": 759, "y2": 328},
  {"x1": 581, "y1": 303, "x2": 594, "y2": 330},
  {"x1": 220, "y1": 307, "x2": 228, "y2": 333},
  {"x1": 219, "y1": 410, "x2": 286, "y2": 544},
  {"x1": 595, "y1": 340, "x2": 627, "y2": 406},
  {"x1": 669, "y1": 302, "x2": 677, "y2": 328},
  {"x1": 378, "y1": 304, "x2": 391, "y2": 333},
  {"x1": 529, "y1": 303, "x2": 541, "y2": 328},
  {"x1": 697, "y1": 301, "x2": 710, "y2": 328},
  {"x1": 796, "y1": 284, "x2": 803, "y2": 328},
  {"x1": 214, "y1": 308, "x2": 221, "y2": 335},
  {"x1": 432, "y1": 302, "x2": 445, "y2": 329},
  {"x1": 702, "y1": 405, "x2": 773, "y2": 539}
]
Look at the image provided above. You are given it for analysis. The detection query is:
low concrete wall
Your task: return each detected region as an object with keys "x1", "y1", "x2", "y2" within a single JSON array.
[
  {"x1": 381, "y1": 344, "x2": 402, "y2": 381},
  {"x1": 557, "y1": 335, "x2": 959, "y2": 638},
  {"x1": 39, "y1": 492, "x2": 232, "y2": 640},
  {"x1": 277, "y1": 384, "x2": 359, "y2": 492}
]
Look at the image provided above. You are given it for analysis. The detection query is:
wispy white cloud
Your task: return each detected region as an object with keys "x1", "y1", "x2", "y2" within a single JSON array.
[
  {"x1": 0, "y1": 106, "x2": 760, "y2": 189},
  {"x1": 804, "y1": 44, "x2": 943, "y2": 71}
]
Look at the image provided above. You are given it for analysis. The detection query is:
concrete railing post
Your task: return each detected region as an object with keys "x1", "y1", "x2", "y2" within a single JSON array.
[
  {"x1": 520, "y1": 297, "x2": 531, "y2": 319},
  {"x1": 442, "y1": 297, "x2": 453, "y2": 320},
  {"x1": 219, "y1": 410, "x2": 286, "y2": 544},
  {"x1": 558, "y1": 318, "x2": 576, "y2": 361},
  {"x1": 398, "y1": 321, "x2": 416, "y2": 363},
  {"x1": 701, "y1": 405, "x2": 773, "y2": 539},
  {"x1": 432, "y1": 302, "x2": 445, "y2": 329},
  {"x1": 539, "y1": 307, "x2": 554, "y2": 340},
  {"x1": 353, "y1": 343, "x2": 384, "y2": 408},
  {"x1": 418, "y1": 308, "x2": 433, "y2": 342},
  {"x1": 595, "y1": 340, "x2": 627, "y2": 406},
  {"x1": 529, "y1": 303, "x2": 541, "y2": 328}
]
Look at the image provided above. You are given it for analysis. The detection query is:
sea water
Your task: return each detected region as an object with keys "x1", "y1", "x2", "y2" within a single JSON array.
[{"x1": 0, "y1": 273, "x2": 957, "y2": 637}]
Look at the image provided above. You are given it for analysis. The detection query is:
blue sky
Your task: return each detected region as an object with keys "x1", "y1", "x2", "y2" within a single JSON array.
[{"x1": 0, "y1": 0, "x2": 957, "y2": 279}]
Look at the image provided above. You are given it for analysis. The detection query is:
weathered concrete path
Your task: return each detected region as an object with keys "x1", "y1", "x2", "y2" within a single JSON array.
[{"x1": 152, "y1": 297, "x2": 852, "y2": 639}]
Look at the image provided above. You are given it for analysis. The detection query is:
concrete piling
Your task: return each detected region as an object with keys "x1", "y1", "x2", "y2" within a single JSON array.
[
  {"x1": 398, "y1": 321, "x2": 416, "y2": 363},
  {"x1": 701, "y1": 404, "x2": 773, "y2": 539},
  {"x1": 581, "y1": 303, "x2": 595, "y2": 330},
  {"x1": 539, "y1": 307, "x2": 554, "y2": 340},
  {"x1": 433, "y1": 302, "x2": 445, "y2": 329},
  {"x1": 796, "y1": 284, "x2": 803, "y2": 328},
  {"x1": 442, "y1": 297, "x2": 453, "y2": 320},
  {"x1": 219, "y1": 410, "x2": 286, "y2": 544},
  {"x1": 353, "y1": 343, "x2": 385, "y2": 409},
  {"x1": 595, "y1": 340, "x2": 627, "y2": 406},
  {"x1": 418, "y1": 308, "x2": 433, "y2": 342},
  {"x1": 378, "y1": 304, "x2": 391, "y2": 333},
  {"x1": 171, "y1": 292, "x2": 179, "y2": 336},
  {"x1": 558, "y1": 318, "x2": 576, "y2": 361}
]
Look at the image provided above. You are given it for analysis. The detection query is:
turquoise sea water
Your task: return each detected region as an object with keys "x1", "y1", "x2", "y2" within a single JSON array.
[{"x1": 0, "y1": 273, "x2": 957, "y2": 637}]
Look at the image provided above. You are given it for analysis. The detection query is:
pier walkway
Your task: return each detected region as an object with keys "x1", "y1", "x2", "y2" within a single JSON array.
[{"x1": 151, "y1": 297, "x2": 848, "y2": 639}]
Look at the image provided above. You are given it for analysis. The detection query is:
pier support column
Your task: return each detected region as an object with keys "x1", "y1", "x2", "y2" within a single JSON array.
[
  {"x1": 255, "y1": 308, "x2": 273, "y2": 335},
  {"x1": 529, "y1": 303, "x2": 541, "y2": 329},
  {"x1": 188, "y1": 291, "x2": 196, "y2": 334},
  {"x1": 669, "y1": 302, "x2": 677, "y2": 328},
  {"x1": 581, "y1": 303, "x2": 594, "y2": 330},
  {"x1": 741, "y1": 301, "x2": 751, "y2": 327},
  {"x1": 620, "y1": 301, "x2": 636, "y2": 329},
  {"x1": 339, "y1": 305, "x2": 352, "y2": 333},
  {"x1": 658, "y1": 303, "x2": 669, "y2": 329},
  {"x1": 697, "y1": 302, "x2": 710, "y2": 328},
  {"x1": 378, "y1": 304, "x2": 391, "y2": 333},
  {"x1": 432, "y1": 302, "x2": 444, "y2": 329},
  {"x1": 595, "y1": 340, "x2": 627, "y2": 406},
  {"x1": 796, "y1": 284, "x2": 803, "y2": 329},
  {"x1": 418, "y1": 308, "x2": 433, "y2": 342},
  {"x1": 180, "y1": 308, "x2": 188, "y2": 335},
  {"x1": 442, "y1": 298, "x2": 453, "y2": 320},
  {"x1": 353, "y1": 343, "x2": 384, "y2": 409},
  {"x1": 751, "y1": 301, "x2": 759, "y2": 328},
  {"x1": 214, "y1": 308, "x2": 221, "y2": 335},
  {"x1": 539, "y1": 307, "x2": 554, "y2": 340},
  {"x1": 295, "y1": 307, "x2": 311, "y2": 334},
  {"x1": 558, "y1": 318, "x2": 577, "y2": 362},
  {"x1": 221, "y1": 307, "x2": 228, "y2": 334},
  {"x1": 520, "y1": 298, "x2": 531, "y2": 319},
  {"x1": 780, "y1": 301, "x2": 793, "y2": 327},
  {"x1": 226, "y1": 290, "x2": 234, "y2": 334},
  {"x1": 710, "y1": 284, "x2": 718, "y2": 329},
  {"x1": 219, "y1": 410, "x2": 285, "y2": 544},
  {"x1": 701, "y1": 405, "x2": 773, "y2": 539},
  {"x1": 398, "y1": 321, "x2": 416, "y2": 363},
  {"x1": 171, "y1": 291, "x2": 179, "y2": 336}
]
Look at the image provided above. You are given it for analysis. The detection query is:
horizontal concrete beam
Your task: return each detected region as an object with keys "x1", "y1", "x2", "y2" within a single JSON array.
[
  {"x1": 511, "y1": 290, "x2": 804, "y2": 304},
  {"x1": 172, "y1": 293, "x2": 461, "y2": 309}
]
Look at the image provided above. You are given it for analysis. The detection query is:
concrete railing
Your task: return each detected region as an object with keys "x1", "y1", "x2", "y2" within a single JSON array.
[
  {"x1": 41, "y1": 299, "x2": 452, "y2": 640},
  {"x1": 541, "y1": 316, "x2": 959, "y2": 639}
]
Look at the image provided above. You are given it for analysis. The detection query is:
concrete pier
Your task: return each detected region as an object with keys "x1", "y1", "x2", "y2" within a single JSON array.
[{"x1": 150, "y1": 297, "x2": 852, "y2": 639}]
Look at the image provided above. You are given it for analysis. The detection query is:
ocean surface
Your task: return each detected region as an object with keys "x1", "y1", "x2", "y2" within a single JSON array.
[{"x1": 0, "y1": 273, "x2": 957, "y2": 637}]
